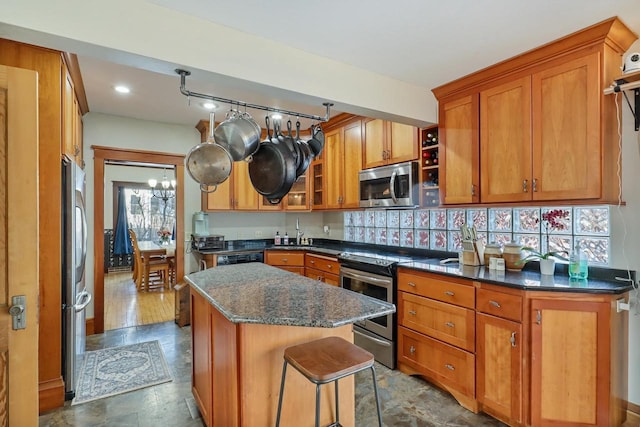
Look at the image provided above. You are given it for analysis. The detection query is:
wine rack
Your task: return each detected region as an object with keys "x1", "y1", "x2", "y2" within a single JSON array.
[{"x1": 420, "y1": 125, "x2": 439, "y2": 207}]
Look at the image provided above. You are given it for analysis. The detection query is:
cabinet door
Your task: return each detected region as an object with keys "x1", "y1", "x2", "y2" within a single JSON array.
[
  {"x1": 311, "y1": 159, "x2": 325, "y2": 209},
  {"x1": 233, "y1": 160, "x2": 258, "y2": 210},
  {"x1": 476, "y1": 313, "x2": 522, "y2": 425},
  {"x1": 388, "y1": 122, "x2": 418, "y2": 164},
  {"x1": 480, "y1": 76, "x2": 532, "y2": 203},
  {"x1": 363, "y1": 118, "x2": 386, "y2": 168},
  {"x1": 440, "y1": 95, "x2": 479, "y2": 204},
  {"x1": 74, "y1": 95, "x2": 83, "y2": 165},
  {"x1": 324, "y1": 128, "x2": 344, "y2": 209},
  {"x1": 530, "y1": 299, "x2": 609, "y2": 426},
  {"x1": 532, "y1": 53, "x2": 600, "y2": 201},
  {"x1": 284, "y1": 173, "x2": 309, "y2": 211},
  {"x1": 203, "y1": 175, "x2": 233, "y2": 210},
  {"x1": 342, "y1": 121, "x2": 363, "y2": 208},
  {"x1": 62, "y1": 66, "x2": 75, "y2": 159},
  {"x1": 190, "y1": 290, "x2": 212, "y2": 427}
]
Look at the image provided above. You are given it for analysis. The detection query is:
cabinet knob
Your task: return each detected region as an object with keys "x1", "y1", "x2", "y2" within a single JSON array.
[
  {"x1": 532, "y1": 178, "x2": 538, "y2": 192},
  {"x1": 445, "y1": 363, "x2": 455, "y2": 371},
  {"x1": 408, "y1": 310, "x2": 417, "y2": 316},
  {"x1": 523, "y1": 179, "x2": 528, "y2": 192},
  {"x1": 444, "y1": 290, "x2": 455, "y2": 296},
  {"x1": 445, "y1": 321, "x2": 455, "y2": 328},
  {"x1": 409, "y1": 345, "x2": 416, "y2": 355},
  {"x1": 489, "y1": 300, "x2": 501, "y2": 308}
]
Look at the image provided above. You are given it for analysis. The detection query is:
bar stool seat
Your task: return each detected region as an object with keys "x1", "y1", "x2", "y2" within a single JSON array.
[{"x1": 275, "y1": 336, "x2": 383, "y2": 427}]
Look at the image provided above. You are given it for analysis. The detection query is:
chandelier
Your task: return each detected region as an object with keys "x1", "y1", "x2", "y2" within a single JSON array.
[{"x1": 148, "y1": 169, "x2": 176, "y2": 202}]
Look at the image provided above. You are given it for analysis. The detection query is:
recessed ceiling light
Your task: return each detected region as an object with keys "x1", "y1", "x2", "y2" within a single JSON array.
[
  {"x1": 203, "y1": 102, "x2": 217, "y2": 110},
  {"x1": 114, "y1": 85, "x2": 130, "y2": 94}
]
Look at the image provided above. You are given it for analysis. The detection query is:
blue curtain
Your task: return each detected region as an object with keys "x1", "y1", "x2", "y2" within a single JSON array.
[{"x1": 113, "y1": 186, "x2": 133, "y2": 255}]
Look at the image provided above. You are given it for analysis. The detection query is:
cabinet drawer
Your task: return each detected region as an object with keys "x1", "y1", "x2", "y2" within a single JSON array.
[
  {"x1": 398, "y1": 269, "x2": 475, "y2": 309},
  {"x1": 278, "y1": 266, "x2": 305, "y2": 275},
  {"x1": 398, "y1": 326, "x2": 475, "y2": 397},
  {"x1": 399, "y1": 292, "x2": 475, "y2": 352},
  {"x1": 477, "y1": 288, "x2": 522, "y2": 322},
  {"x1": 265, "y1": 251, "x2": 305, "y2": 266},
  {"x1": 305, "y1": 253, "x2": 339, "y2": 275},
  {"x1": 305, "y1": 267, "x2": 340, "y2": 286}
]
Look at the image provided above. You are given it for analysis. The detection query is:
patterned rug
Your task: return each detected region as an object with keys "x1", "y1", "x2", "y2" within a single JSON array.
[{"x1": 73, "y1": 340, "x2": 172, "y2": 405}]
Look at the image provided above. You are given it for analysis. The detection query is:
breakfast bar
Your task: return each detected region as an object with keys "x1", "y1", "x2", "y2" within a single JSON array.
[{"x1": 184, "y1": 262, "x2": 395, "y2": 427}]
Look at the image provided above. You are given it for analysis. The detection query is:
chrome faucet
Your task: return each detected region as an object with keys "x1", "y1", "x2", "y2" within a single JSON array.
[{"x1": 296, "y1": 217, "x2": 304, "y2": 245}]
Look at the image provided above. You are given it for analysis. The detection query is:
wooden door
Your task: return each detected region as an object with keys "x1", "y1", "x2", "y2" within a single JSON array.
[
  {"x1": 0, "y1": 65, "x2": 40, "y2": 425},
  {"x1": 532, "y1": 53, "x2": 600, "y2": 201},
  {"x1": 388, "y1": 122, "x2": 418, "y2": 164},
  {"x1": 480, "y1": 76, "x2": 532, "y2": 203},
  {"x1": 232, "y1": 161, "x2": 258, "y2": 210},
  {"x1": 530, "y1": 299, "x2": 608, "y2": 426},
  {"x1": 324, "y1": 128, "x2": 344, "y2": 209},
  {"x1": 440, "y1": 95, "x2": 480, "y2": 204},
  {"x1": 341, "y1": 121, "x2": 363, "y2": 208},
  {"x1": 363, "y1": 118, "x2": 386, "y2": 168},
  {"x1": 476, "y1": 313, "x2": 522, "y2": 425}
]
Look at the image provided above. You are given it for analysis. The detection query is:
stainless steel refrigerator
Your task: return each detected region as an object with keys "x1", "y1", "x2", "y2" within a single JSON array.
[{"x1": 62, "y1": 158, "x2": 91, "y2": 400}]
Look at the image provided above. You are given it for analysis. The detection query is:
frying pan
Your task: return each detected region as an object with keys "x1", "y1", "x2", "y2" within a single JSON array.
[
  {"x1": 307, "y1": 124, "x2": 325, "y2": 157},
  {"x1": 295, "y1": 120, "x2": 313, "y2": 178},
  {"x1": 248, "y1": 116, "x2": 297, "y2": 204},
  {"x1": 185, "y1": 112, "x2": 233, "y2": 193}
]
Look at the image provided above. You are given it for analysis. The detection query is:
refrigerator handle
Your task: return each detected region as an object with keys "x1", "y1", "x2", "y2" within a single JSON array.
[
  {"x1": 74, "y1": 289, "x2": 92, "y2": 312},
  {"x1": 76, "y1": 189, "x2": 88, "y2": 279}
]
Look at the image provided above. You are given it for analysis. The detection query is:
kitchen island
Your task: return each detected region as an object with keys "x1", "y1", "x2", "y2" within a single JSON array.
[{"x1": 184, "y1": 262, "x2": 395, "y2": 427}]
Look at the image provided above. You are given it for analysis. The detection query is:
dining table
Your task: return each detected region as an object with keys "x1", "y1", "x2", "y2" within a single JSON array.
[{"x1": 134, "y1": 240, "x2": 176, "y2": 289}]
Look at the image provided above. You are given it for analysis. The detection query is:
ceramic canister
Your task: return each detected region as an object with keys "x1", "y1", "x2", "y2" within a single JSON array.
[
  {"x1": 502, "y1": 241, "x2": 525, "y2": 271},
  {"x1": 483, "y1": 242, "x2": 503, "y2": 266}
]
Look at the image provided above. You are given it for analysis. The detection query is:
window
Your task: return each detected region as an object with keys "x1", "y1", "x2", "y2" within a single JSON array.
[{"x1": 114, "y1": 182, "x2": 176, "y2": 242}]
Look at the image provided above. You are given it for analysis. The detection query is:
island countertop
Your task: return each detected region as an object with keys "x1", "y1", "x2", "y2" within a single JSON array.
[{"x1": 184, "y1": 262, "x2": 395, "y2": 328}]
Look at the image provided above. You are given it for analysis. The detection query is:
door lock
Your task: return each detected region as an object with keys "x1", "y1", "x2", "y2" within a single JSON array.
[{"x1": 9, "y1": 295, "x2": 26, "y2": 330}]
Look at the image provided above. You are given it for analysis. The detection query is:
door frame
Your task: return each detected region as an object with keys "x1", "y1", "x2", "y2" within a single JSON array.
[{"x1": 92, "y1": 146, "x2": 185, "y2": 334}]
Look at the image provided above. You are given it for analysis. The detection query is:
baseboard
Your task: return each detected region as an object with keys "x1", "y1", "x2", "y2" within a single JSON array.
[
  {"x1": 86, "y1": 317, "x2": 95, "y2": 336},
  {"x1": 38, "y1": 377, "x2": 64, "y2": 413},
  {"x1": 624, "y1": 401, "x2": 640, "y2": 427}
]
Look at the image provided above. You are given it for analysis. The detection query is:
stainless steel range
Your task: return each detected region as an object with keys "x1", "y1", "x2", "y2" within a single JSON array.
[{"x1": 339, "y1": 251, "x2": 414, "y2": 369}]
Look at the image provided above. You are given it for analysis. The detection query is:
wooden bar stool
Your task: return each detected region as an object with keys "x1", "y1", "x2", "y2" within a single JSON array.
[{"x1": 275, "y1": 336, "x2": 383, "y2": 427}]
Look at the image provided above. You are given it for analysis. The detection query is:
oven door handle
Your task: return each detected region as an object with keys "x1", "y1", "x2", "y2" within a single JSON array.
[
  {"x1": 353, "y1": 329, "x2": 392, "y2": 347},
  {"x1": 341, "y1": 269, "x2": 391, "y2": 286}
]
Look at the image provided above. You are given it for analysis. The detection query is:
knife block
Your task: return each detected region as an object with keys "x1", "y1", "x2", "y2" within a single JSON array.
[{"x1": 461, "y1": 240, "x2": 485, "y2": 266}]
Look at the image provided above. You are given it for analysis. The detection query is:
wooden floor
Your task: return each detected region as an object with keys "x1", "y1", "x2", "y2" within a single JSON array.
[{"x1": 104, "y1": 271, "x2": 175, "y2": 330}]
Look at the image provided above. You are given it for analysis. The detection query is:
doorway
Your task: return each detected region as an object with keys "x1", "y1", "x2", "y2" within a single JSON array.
[{"x1": 92, "y1": 146, "x2": 185, "y2": 335}]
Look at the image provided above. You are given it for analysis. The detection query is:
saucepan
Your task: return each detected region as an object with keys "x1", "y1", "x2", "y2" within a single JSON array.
[
  {"x1": 213, "y1": 108, "x2": 261, "y2": 162},
  {"x1": 185, "y1": 112, "x2": 233, "y2": 193}
]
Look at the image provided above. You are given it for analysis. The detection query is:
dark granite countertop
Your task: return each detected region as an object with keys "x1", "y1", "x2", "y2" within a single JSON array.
[
  {"x1": 184, "y1": 262, "x2": 396, "y2": 327},
  {"x1": 399, "y1": 259, "x2": 633, "y2": 294}
]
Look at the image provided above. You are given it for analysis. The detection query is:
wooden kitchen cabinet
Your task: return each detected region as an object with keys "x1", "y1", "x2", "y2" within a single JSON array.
[
  {"x1": 304, "y1": 253, "x2": 339, "y2": 285},
  {"x1": 191, "y1": 288, "x2": 212, "y2": 427},
  {"x1": 232, "y1": 160, "x2": 258, "y2": 210},
  {"x1": 265, "y1": 250, "x2": 305, "y2": 275},
  {"x1": 433, "y1": 17, "x2": 636, "y2": 205},
  {"x1": 363, "y1": 119, "x2": 418, "y2": 169},
  {"x1": 530, "y1": 295, "x2": 628, "y2": 427},
  {"x1": 62, "y1": 62, "x2": 84, "y2": 165}
]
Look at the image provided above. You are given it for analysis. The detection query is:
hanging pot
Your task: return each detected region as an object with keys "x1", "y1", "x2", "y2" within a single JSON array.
[
  {"x1": 248, "y1": 116, "x2": 297, "y2": 204},
  {"x1": 186, "y1": 112, "x2": 233, "y2": 193},
  {"x1": 213, "y1": 109, "x2": 261, "y2": 162},
  {"x1": 294, "y1": 120, "x2": 313, "y2": 178},
  {"x1": 307, "y1": 123, "x2": 325, "y2": 157}
]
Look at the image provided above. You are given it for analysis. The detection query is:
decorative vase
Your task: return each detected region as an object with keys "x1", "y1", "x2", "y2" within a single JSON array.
[{"x1": 539, "y1": 258, "x2": 555, "y2": 275}]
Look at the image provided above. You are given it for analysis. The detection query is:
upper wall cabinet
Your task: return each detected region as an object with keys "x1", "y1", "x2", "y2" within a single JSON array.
[
  {"x1": 363, "y1": 119, "x2": 418, "y2": 169},
  {"x1": 433, "y1": 17, "x2": 637, "y2": 205}
]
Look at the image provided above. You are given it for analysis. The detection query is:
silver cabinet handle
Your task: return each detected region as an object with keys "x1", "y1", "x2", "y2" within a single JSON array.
[
  {"x1": 281, "y1": 258, "x2": 288, "y2": 262},
  {"x1": 445, "y1": 364, "x2": 455, "y2": 371},
  {"x1": 407, "y1": 282, "x2": 416, "y2": 287},
  {"x1": 445, "y1": 321, "x2": 455, "y2": 328},
  {"x1": 532, "y1": 178, "x2": 538, "y2": 192},
  {"x1": 444, "y1": 290, "x2": 455, "y2": 296},
  {"x1": 471, "y1": 184, "x2": 476, "y2": 196},
  {"x1": 327, "y1": 264, "x2": 332, "y2": 269},
  {"x1": 523, "y1": 179, "x2": 528, "y2": 192},
  {"x1": 409, "y1": 345, "x2": 416, "y2": 355},
  {"x1": 489, "y1": 300, "x2": 501, "y2": 308},
  {"x1": 536, "y1": 309, "x2": 542, "y2": 325},
  {"x1": 510, "y1": 331, "x2": 517, "y2": 348},
  {"x1": 408, "y1": 310, "x2": 417, "y2": 316},
  {"x1": 310, "y1": 260, "x2": 315, "y2": 264}
]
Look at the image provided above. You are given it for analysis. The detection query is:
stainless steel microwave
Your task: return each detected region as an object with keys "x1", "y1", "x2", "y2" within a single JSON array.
[{"x1": 359, "y1": 161, "x2": 419, "y2": 208}]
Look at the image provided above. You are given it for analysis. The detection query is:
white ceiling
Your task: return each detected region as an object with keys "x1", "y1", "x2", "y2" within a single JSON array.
[{"x1": 12, "y1": 0, "x2": 640, "y2": 129}]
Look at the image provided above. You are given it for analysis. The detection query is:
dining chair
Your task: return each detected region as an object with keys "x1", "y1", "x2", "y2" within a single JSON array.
[{"x1": 128, "y1": 229, "x2": 170, "y2": 291}]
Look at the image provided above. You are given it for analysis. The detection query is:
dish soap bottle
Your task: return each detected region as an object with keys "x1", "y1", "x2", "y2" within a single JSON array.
[
  {"x1": 274, "y1": 231, "x2": 281, "y2": 245},
  {"x1": 283, "y1": 232, "x2": 289, "y2": 245},
  {"x1": 568, "y1": 242, "x2": 588, "y2": 279}
]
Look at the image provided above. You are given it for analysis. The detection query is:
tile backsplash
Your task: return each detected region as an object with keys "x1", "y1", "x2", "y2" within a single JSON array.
[{"x1": 343, "y1": 206, "x2": 611, "y2": 266}]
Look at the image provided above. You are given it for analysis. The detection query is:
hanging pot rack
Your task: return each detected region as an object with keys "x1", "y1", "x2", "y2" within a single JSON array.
[{"x1": 176, "y1": 69, "x2": 333, "y2": 122}]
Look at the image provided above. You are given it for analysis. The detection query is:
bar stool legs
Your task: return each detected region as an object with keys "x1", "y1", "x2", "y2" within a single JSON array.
[{"x1": 275, "y1": 360, "x2": 288, "y2": 427}]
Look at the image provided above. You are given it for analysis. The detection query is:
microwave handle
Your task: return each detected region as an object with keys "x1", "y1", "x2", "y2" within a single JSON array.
[{"x1": 389, "y1": 170, "x2": 398, "y2": 204}]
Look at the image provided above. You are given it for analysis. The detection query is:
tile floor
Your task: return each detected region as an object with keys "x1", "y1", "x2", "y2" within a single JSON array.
[{"x1": 39, "y1": 321, "x2": 505, "y2": 426}]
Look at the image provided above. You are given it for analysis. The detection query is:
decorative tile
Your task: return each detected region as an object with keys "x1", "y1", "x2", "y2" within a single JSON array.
[
  {"x1": 343, "y1": 212, "x2": 352, "y2": 227},
  {"x1": 541, "y1": 207, "x2": 572, "y2": 235},
  {"x1": 489, "y1": 208, "x2": 512, "y2": 232},
  {"x1": 489, "y1": 232, "x2": 513, "y2": 248},
  {"x1": 430, "y1": 230, "x2": 447, "y2": 250},
  {"x1": 352, "y1": 211, "x2": 364, "y2": 227},
  {"x1": 387, "y1": 228, "x2": 400, "y2": 246},
  {"x1": 400, "y1": 229, "x2": 414, "y2": 248},
  {"x1": 448, "y1": 231, "x2": 463, "y2": 251},
  {"x1": 364, "y1": 210, "x2": 375, "y2": 227},
  {"x1": 575, "y1": 236, "x2": 609, "y2": 266},
  {"x1": 513, "y1": 233, "x2": 540, "y2": 251},
  {"x1": 414, "y1": 209, "x2": 430, "y2": 229},
  {"x1": 574, "y1": 206, "x2": 609, "y2": 235},
  {"x1": 344, "y1": 226, "x2": 354, "y2": 242},
  {"x1": 415, "y1": 230, "x2": 430, "y2": 249},
  {"x1": 354, "y1": 227, "x2": 364, "y2": 242},
  {"x1": 430, "y1": 209, "x2": 447, "y2": 229},
  {"x1": 476, "y1": 232, "x2": 488, "y2": 247},
  {"x1": 513, "y1": 208, "x2": 540, "y2": 233},
  {"x1": 448, "y1": 209, "x2": 466, "y2": 230},
  {"x1": 467, "y1": 209, "x2": 488, "y2": 231},
  {"x1": 544, "y1": 235, "x2": 571, "y2": 257},
  {"x1": 387, "y1": 210, "x2": 400, "y2": 228},
  {"x1": 400, "y1": 210, "x2": 414, "y2": 229},
  {"x1": 365, "y1": 227, "x2": 376, "y2": 244},
  {"x1": 374, "y1": 210, "x2": 387, "y2": 228},
  {"x1": 375, "y1": 228, "x2": 387, "y2": 245}
]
